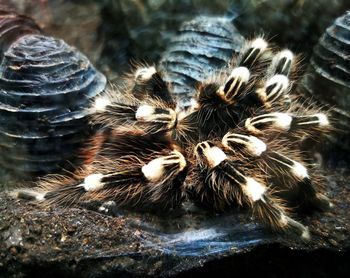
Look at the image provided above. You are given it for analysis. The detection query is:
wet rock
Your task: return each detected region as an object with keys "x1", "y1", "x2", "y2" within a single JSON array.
[{"x1": 3, "y1": 226, "x2": 23, "y2": 249}]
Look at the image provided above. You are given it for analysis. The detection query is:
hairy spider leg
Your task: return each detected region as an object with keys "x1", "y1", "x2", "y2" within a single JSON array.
[{"x1": 190, "y1": 141, "x2": 310, "y2": 239}]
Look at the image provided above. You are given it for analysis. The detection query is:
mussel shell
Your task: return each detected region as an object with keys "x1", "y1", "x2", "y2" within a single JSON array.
[
  {"x1": 159, "y1": 16, "x2": 244, "y2": 109},
  {"x1": 0, "y1": 33, "x2": 106, "y2": 177}
]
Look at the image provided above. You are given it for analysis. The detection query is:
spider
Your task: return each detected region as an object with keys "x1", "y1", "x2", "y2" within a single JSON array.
[{"x1": 14, "y1": 37, "x2": 333, "y2": 240}]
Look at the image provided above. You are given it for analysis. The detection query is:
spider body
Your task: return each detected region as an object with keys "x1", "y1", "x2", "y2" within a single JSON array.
[{"x1": 15, "y1": 37, "x2": 333, "y2": 240}]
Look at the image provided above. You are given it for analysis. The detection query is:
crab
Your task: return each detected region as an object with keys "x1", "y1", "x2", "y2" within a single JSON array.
[{"x1": 14, "y1": 37, "x2": 333, "y2": 239}]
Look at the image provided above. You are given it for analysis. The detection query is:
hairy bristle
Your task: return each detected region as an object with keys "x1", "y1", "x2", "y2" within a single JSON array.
[{"x1": 10, "y1": 36, "x2": 333, "y2": 239}]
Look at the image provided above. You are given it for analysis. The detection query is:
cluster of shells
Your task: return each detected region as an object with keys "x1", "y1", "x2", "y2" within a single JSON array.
[{"x1": 0, "y1": 7, "x2": 349, "y2": 180}]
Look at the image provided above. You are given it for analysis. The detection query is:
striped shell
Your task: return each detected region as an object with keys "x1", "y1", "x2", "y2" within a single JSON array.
[
  {"x1": 302, "y1": 11, "x2": 350, "y2": 132},
  {"x1": 159, "y1": 16, "x2": 244, "y2": 109},
  {"x1": 0, "y1": 10, "x2": 106, "y2": 177}
]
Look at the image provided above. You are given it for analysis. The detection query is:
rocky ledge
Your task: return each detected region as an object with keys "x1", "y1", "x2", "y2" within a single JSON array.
[{"x1": 0, "y1": 164, "x2": 350, "y2": 277}]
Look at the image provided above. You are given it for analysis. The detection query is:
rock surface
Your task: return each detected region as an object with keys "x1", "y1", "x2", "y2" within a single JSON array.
[{"x1": 1, "y1": 164, "x2": 350, "y2": 277}]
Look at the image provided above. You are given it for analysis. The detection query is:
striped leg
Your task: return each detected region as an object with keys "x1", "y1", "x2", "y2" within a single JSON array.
[
  {"x1": 217, "y1": 37, "x2": 269, "y2": 104},
  {"x1": 256, "y1": 49, "x2": 295, "y2": 107},
  {"x1": 15, "y1": 124, "x2": 186, "y2": 209},
  {"x1": 222, "y1": 132, "x2": 332, "y2": 211},
  {"x1": 14, "y1": 149, "x2": 187, "y2": 209},
  {"x1": 244, "y1": 112, "x2": 330, "y2": 136},
  {"x1": 191, "y1": 141, "x2": 310, "y2": 239},
  {"x1": 90, "y1": 93, "x2": 178, "y2": 134}
]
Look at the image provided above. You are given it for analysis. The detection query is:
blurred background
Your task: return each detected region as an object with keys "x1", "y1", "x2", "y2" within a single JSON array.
[{"x1": 3, "y1": 0, "x2": 349, "y2": 80}]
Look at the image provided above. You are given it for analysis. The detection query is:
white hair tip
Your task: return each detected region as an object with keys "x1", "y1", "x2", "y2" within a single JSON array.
[
  {"x1": 82, "y1": 173, "x2": 104, "y2": 191},
  {"x1": 231, "y1": 67, "x2": 250, "y2": 83},
  {"x1": 251, "y1": 38, "x2": 268, "y2": 51},
  {"x1": 142, "y1": 158, "x2": 165, "y2": 182},
  {"x1": 315, "y1": 113, "x2": 330, "y2": 127},
  {"x1": 301, "y1": 228, "x2": 311, "y2": 240},
  {"x1": 274, "y1": 113, "x2": 293, "y2": 130},
  {"x1": 135, "y1": 105, "x2": 155, "y2": 120},
  {"x1": 291, "y1": 162, "x2": 309, "y2": 180},
  {"x1": 247, "y1": 136, "x2": 267, "y2": 156},
  {"x1": 135, "y1": 66, "x2": 157, "y2": 81},
  {"x1": 266, "y1": 74, "x2": 289, "y2": 90},
  {"x1": 94, "y1": 97, "x2": 111, "y2": 112},
  {"x1": 245, "y1": 178, "x2": 266, "y2": 202},
  {"x1": 208, "y1": 146, "x2": 227, "y2": 167},
  {"x1": 279, "y1": 49, "x2": 294, "y2": 61}
]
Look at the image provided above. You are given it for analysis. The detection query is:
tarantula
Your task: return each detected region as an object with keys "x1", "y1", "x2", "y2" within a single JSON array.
[{"x1": 14, "y1": 38, "x2": 333, "y2": 239}]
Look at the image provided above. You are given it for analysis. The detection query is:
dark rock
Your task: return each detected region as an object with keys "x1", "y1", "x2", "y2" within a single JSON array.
[
  {"x1": 1, "y1": 165, "x2": 349, "y2": 277},
  {"x1": 4, "y1": 0, "x2": 350, "y2": 79}
]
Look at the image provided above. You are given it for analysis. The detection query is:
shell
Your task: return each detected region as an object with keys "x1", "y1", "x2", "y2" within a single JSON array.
[
  {"x1": 159, "y1": 16, "x2": 244, "y2": 109},
  {"x1": 0, "y1": 10, "x2": 106, "y2": 177},
  {"x1": 301, "y1": 10, "x2": 350, "y2": 147},
  {"x1": 99, "y1": 0, "x2": 234, "y2": 74}
]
